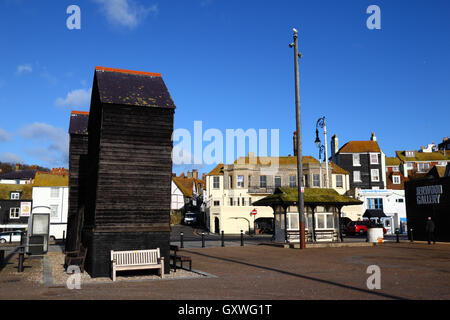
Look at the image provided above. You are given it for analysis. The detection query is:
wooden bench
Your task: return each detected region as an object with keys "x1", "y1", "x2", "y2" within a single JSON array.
[
  {"x1": 170, "y1": 245, "x2": 192, "y2": 272},
  {"x1": 111, "y1": 248, "x2": 164, "y2": 281}
]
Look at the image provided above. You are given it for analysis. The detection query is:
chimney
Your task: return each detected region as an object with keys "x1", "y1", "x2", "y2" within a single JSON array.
[
  {"x1": 293, "y1": 132, "x2": 298, "y2": 156},
  {"x1": 331, "y1": 134, "x2": 339, "y2": 162},
  {"x1": 15, "y1": 164, "x2": 20, "y2": 171},
  {"x1": 187, "y1": 171, "x2": 193, "y2": 178},
  {"x1": 370, "y1": 132, "x2": 377, "y2": 142},
  {"x1": 192, "y1": 169, "x2": 198, "y2": 179}
]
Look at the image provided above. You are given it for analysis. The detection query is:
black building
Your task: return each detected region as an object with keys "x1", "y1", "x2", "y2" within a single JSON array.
[
  {"x1": 405, "y1": 172, "x2": 450, "y2": 242},
  {"x1": 65, "y1": 111, "x2": 89, "y2": 252},
  {"x1": 0, "y1": 184, "x2": 32, "y2": 231},
  {"x1": 74, "y1": 66, "x2": 176, "y2": 277},
  {"x1": 331, "y1": 133, "x2": 385, "y2": 190}
]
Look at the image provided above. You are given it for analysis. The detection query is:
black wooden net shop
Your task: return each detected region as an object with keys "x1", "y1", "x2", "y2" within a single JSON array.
[
  {"x1": 405, "y1": 175, "x2": 450, "y2": 242},
  {"x1": 68, "y1": 66, "x2": 176, "y2": 277}
]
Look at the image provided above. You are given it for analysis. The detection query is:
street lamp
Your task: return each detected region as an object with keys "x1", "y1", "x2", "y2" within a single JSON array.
[
  {"x1": 290, "y1": 28, "x2": 306, "y2": 250},
  {"x1": 315, "y1": 117, "x2": 329, "y2": 188}
]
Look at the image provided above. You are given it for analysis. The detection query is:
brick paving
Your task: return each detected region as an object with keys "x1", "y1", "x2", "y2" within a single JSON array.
[{"x1": 0, "y1": 242, "x2": 449, "y2": 300}]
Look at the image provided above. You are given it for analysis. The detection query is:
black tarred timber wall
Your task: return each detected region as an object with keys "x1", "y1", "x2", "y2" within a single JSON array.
[
  {"x1": 66, "y1": 116, "x2": 89, "y2": 252},
  {"x1": 80, "y1": 68, "x2": 175, "y2": 277},
  {"x1": 405, "y1": 176, "x2": 450, "y2": 242}
]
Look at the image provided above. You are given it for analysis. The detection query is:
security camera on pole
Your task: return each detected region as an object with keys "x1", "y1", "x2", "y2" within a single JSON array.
[{"x1": 290, "y1": 28, "x2": 306, "y2": 249}]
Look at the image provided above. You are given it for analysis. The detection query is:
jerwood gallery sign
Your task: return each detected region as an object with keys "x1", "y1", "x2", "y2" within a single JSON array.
[{"x1": 416, "y1": 185, "x2": 443, "y2": 205}]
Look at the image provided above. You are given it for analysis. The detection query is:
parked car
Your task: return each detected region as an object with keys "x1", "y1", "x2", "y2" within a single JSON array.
[
  {"x1": 346, "y1": 220, "x2": 387, "y2": 235},
  {"x1": 183, "y1": 212, "x2": 198, "y2": 226},
  {"x1": 0, "y1": 231, "x2": 23, "y2": 243}
]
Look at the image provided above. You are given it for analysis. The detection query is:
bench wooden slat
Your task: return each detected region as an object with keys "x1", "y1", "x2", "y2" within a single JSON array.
[{"x1": 111, "y1": 248, "x2": 164, "y2": 281}]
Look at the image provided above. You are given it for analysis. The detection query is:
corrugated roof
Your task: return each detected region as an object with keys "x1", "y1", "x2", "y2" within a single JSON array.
[
  {"x1": 95, "y1": 66, "x2": 176, "y2": 109},
  {"x1": 338, "y1": 141, "x2": 381, "y2": 153},
  {"x1": 69, "y1": 111, "x2": 89, "y2": 135},
  {"x1": 0, "y1": 184, "x2": 32, "y2": 200},
  {"x1": 33, "y1": 172, "x2": 69, "y2": 187}
]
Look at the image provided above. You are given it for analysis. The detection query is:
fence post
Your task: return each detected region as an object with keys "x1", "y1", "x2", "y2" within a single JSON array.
[
  {"x1": 201, "y1": 233, "x2": 205, "y2": 248},
  {"x1": 240, "y1": 230, "x2": 244, "y2": 247},
  {"x1": 180, "y1": 232, "x2": 184, "y2": 249},
  {"x1": 18, "y1": 246, "x2": 24, "y2": 272},
  {"x1": 395, "y1": 228, "x2": 400, "y2": 243},
  {"x1": 221, "y1": 231, "x2": 224, "y2": 247},
  {"x1": 410, "y1": 229, "x2": 414, "y2": 243}
]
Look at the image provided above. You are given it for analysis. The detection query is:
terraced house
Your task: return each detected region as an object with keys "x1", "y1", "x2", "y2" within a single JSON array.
[
  {"x1": 205, "y1": 152, "x2": 350, "y2": 235},
  {"x1": 395, "y1": 146, "x2": 450, "y2": 179}
]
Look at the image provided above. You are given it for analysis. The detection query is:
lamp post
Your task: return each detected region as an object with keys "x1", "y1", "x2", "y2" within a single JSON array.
[
  {"x1": 315, "y1": 117, "x2": 329, "y2": 188},
  {"x1": 290, "y1": 28, "x2": 306, "y2": 249}
]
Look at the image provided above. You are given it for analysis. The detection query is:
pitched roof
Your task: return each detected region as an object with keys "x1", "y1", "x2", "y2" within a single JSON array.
[
  {"x1": 338, "y1": 141, "x2": 381, "y2": 153},
  {"x1": 330, "y1": 162, "x2": 349, "y2": 174},
  {"x1": 172, "y1": 177, "x2": 205, "y2": 198},
  {"x1": 0, "y1": 184, "x2": 32, "y2": 200},
  {"x1": 94, "y1": 66, "x2": 176, "y2": 109},
  {"x1": 253, "y1": 187, "x2": 362, "y2": 207},
  {"x1": 233, "y1": 156, "x2": 319, "y2": 166},
  {"x1": 207, "y1": 164, "x2": 224, "y2": 176},
  {"x1": 69, "y1": 111, "x2": 89, "y2": 135},
  {"x1": 0, "y1": 169, "x2": 37, "y2": 180},
  {"x1": 385, "y1": 157, "x2": 401, "y2": 166},
  {"x1": 33, "y1": 171, "x2": 69, "y2": 187},
  {"x1": 396, "y1": 150, "x2": 450, "y2": 162}
]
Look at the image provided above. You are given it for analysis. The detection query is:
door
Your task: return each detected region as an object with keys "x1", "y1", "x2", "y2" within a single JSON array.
[
  {"x1": 274, "y1": 212, "x2": 286, "y2": 243},
  {"x1": 214, "y1": 217, "x2": 220, "y2": 234}
]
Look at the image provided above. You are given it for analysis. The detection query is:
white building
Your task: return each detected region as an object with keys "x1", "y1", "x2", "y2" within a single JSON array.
[
  {"x1": 32, "y1": 171, "x2": 69, "y2": 240},
  {"x1": 171, "y1": 179, "x2": 185, "y2": 211}
]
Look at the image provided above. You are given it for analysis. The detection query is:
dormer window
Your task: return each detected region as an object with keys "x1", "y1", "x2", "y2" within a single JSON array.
[
  {"x1": 405, "y1": 151, "x2": 415, "y2": 158},
  {"x1": 10, "y1": 192, "x2": 20, "y2": 200}
]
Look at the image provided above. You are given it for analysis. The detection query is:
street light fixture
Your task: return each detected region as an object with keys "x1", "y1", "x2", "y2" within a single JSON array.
[{"x1": 315, "y1": 116, "x2": 329, "y2": 188}]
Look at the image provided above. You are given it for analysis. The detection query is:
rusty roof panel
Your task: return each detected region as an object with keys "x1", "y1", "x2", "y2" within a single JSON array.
[
  {"x1": 69, "y1": 111, "x2": 89, "y2": 135},
  {"x1": 95, "y1": 67, "x2": 176, "y2": 109}
]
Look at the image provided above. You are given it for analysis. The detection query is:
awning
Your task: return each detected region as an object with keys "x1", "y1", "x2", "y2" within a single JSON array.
[{"x1": 363, "y1": 209, "x2": 387, "y2": 218}]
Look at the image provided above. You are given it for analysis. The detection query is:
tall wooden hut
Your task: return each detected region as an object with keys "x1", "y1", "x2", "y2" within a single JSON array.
[
  {"x1": 81, "y1": 66, "x2": 175, "y2": 277},
  {"x1": 66, "y1": 111, "x2": 89, "y2": 252}
]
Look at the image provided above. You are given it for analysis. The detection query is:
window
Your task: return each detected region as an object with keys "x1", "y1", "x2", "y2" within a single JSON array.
[
  {"x1": 396, "y1": 198, "x2": 404, "y2": 203},
  {"x1": 214, "y1": 201, "x2": 220, "y2": 206},
  {"x1": 50, "y1": 205, "x2": 59, "y2": 218},
  {"x1": 229, "y1": 176, "x2": 233, "y2": 188},
  {"x1": 289, "y1": 175, "x2": 296, "y2": 187},
  {"x1": 315, "y1": 213, "x2": 335, "y2": 229},
  {"x1": 336, "y1": 175, "x2": 343, "y2": 188},
  {"x1": 393, "y1": 176, "x2": 401, "y2": 184},
  {"x1": 406, "y1": 162, "x2": 413, "y2": 169},
  {"x1": 371, "y1": 169, "x2": 380, "y2": 182},
  {"x1": 438, "y1": 161, "x2": 447, "y2": 166},
  {"x1": 260, "y1": 175, "x2": 267, "y2": 188},
  {"x1": 274, "y1": 176, "x2": 281, "y2": 188},
  {"x1": 50, "y1": 187, "x2": 60, "y2": 198},
  {"x1": 353, "y1": 171, "x2": 361, "y2": 182},
  {"x1": 313, "y1": 174, "x2": 320, "y2": 187},
  {"x1": 406, "y1": 151, "x2": 415, "y2": 157},
  {"x1": 287, "y1": 212, "x2": 299, "y2": 230},
  {"x1": 367, "y1": 198, "x2": 383, "y2": 210},
  {"x1": 242, "y1": 198, "x2": 245, "y2": 206},
  {"x1": 237, "y1": 175, "x2": 244, "y2": 188},
  {"x1": 237, "y1": 198, "x2": 240, "y2": 206},
  {"x1": 393, "y1": 167, "x2": 400, "y2": 172},
  {"x1": 10, "y1": 192, "x2": 20, "y2": 200},
  {"x1": 229, "y1": 198, "x2": 233, "y2": 206},
  {"x1": 417, "y1": 163, "x2": 430, "y2": 172},
  {"x1": 9, "y1": 208, "x2": 20, "y2": 219},
  {"x1": 213, "y1": 177, "x2": 220, "y2": 189},
  {"x1": 249, "y1": 197, "x2": 252, "y2": 206},
  {"x1": 353, "y1": 154, "x2": 361, "y2": 166},
  {"x1": 304, "y1": 174, "x2": 309, "y2": 187},
  {"x1": 370, "y1": 153, "x2": 379, "y2": 165}
]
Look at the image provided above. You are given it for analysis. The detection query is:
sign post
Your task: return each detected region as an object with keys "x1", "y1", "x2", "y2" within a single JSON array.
[{"x1": 251, "y1": 209, "x2": 257, "y2": 235}]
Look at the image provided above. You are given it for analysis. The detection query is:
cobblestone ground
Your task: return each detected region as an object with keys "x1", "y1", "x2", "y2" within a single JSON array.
[{"x1": 0, "y1": 242, "x2": 449, "y2": 300}]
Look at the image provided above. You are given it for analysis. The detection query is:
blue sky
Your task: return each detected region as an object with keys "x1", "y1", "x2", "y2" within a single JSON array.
[{"x1": 0, "y1": 0, "x2": 449, "y2": 175}]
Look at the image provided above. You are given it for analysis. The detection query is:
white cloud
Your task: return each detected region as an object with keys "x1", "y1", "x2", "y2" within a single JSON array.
[
  {"x1": 93, "y1": 0, "x2": 158, "y2": 29},
  {"x1": 55, "y1": 88, "x2": 92, "y2": 108},
  {"x1": 0, "y1": 152, "x2": 23, "y2": 164},
  {"x1": 19, "y1": 123, "x2": 69, "y2": 166},
  {"x1": 17, "y1": 64, "x2": 32, "y2": 74},
  {"x1": 0, "y1": 128, "x2": 11, "y2": 142}
]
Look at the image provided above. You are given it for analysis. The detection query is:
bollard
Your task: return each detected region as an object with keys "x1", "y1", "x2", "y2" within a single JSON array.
[
  {"x1": 395, "y1": 228, "x2": 400, "y2": 243},
  {"x1": 18, "y1": 247, "x2": 24, "y2": 272},
  {"x1": 240, "y1": 230, "x2": 244, "y2": 247},
  {"x1": 180, "y1": 232, "x2": 184, "y2": 249},
  {"x1": 221, "y1": 231, "x2": 225, "y2": 247},
  {"x1": 410, "y1": 229, "x2": 414, "y2": 243},
  {"x1": 201, "y1": 233, "x2": 205, "y2": 248},
  {"x1": 63, "y1": 230, "x2": 65, "y2": 241},
  {"x1": 10, "y1": 233, "x2": 12, "y2": 243}
]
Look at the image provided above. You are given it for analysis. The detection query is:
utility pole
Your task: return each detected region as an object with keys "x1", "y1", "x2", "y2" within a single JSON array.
[{"x1": 290, "y1": 28, "x2": 306, "y2": 249}]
